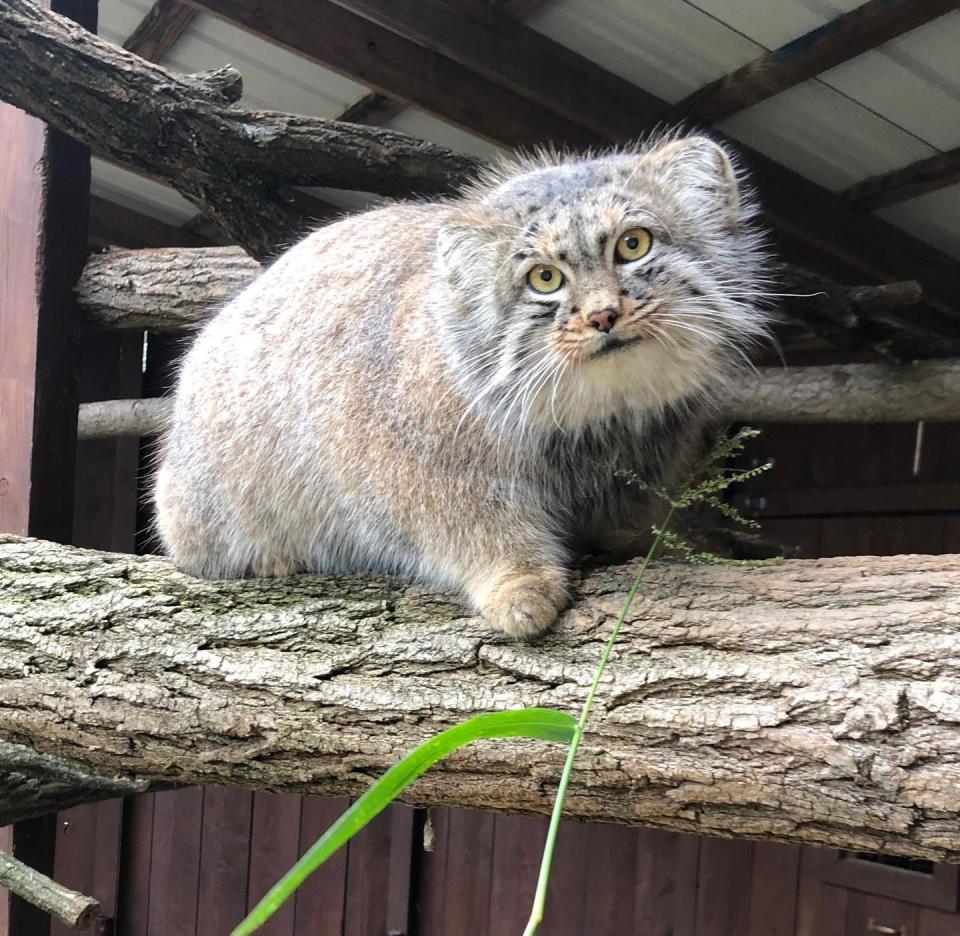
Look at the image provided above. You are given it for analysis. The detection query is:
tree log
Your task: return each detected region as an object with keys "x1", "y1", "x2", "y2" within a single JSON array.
[
  {"x1": 0, "y1": 0, "x2": 479, "y2": 256},
  {"x1": 77, "y1": 245, "x2": 960, "y2": 363},
  {"x1": 726, "y1": 360, "x2": 960, "y2": 424},
  {"x1": 75, "y1": 359, "x2": 960, "y2": 439},
  {"x1": 2, "y1": 534, "x2": 960, "y2": 860}
]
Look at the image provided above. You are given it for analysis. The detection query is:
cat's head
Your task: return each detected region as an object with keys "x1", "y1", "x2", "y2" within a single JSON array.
[{"x1": 437, "y1": 133, "x2": 769, "y2": 433}]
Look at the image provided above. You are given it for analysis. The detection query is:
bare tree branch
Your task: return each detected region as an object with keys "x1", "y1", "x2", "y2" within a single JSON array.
[
  {"x1": 0, "y1": 850, "x2": 99, "y2": 930},
  {"x1": 0, "y1": 0, "x2": 479, "y2": 256}
]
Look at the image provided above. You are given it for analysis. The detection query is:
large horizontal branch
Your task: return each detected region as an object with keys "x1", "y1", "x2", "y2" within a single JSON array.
[
  {"x1": 2, "y1": 535, "x2": 960, "y2": 860},
  {"x1": 0, "y1": 0, "x2": 479, "y2": 255},
  {"x1": 77, "y1": 246, "x2": 960, "y2": 361},
  {"x1": 75, "y1": 359, "x2": 960, "y2": 440}
]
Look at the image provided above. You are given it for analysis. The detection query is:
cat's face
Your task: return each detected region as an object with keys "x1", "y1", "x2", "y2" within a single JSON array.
[{"x1": 438, "y1": 135, "x2": 768, "y2": 433}]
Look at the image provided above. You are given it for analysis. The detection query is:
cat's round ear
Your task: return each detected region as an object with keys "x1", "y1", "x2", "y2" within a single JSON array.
[
  {"x1": 645, "y1": 136, "x2": 741, "y2": 230},
  {"x1": 437, "y1": 209, "x2": 499, "y2": 288}
]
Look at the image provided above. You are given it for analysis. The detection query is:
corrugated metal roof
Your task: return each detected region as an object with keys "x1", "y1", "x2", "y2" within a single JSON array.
[{"x1": 92, "y1": 0, "x2": 960, "y2": 261}]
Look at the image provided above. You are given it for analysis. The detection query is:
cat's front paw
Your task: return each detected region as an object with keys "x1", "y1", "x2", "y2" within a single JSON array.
[{"x1": 480, "y1": 570, "x2": 568, "y2": 639}]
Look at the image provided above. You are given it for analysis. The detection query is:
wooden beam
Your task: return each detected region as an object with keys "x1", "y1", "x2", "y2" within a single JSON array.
[
  {"x1": 123, "y1": 0, "x2": 196, "y2": 62},
  {"x1": 334, "y1": 92, "x2": 406, "y2": 126},
  {"x1": 183, "y1": 0, "x2": 960, "y2": 316},
  {"x1": 330, "y1": 0, "x2": 556, "y2": 126},
  {"x1": 0, "y1": 1, "x2": 97, "y2": 930},
  {"x1": 679, "y1": 0, "x2": 960, "y2": 124},
  {"x1": 180, "y1": 0, "x2": 596, "y2": 148},
  {"x1": 89, "y1": 195, "x2": 211, "y2": 248},
  {"x1": 844, "y1": 145, "x2": 960, "y2": 210}
]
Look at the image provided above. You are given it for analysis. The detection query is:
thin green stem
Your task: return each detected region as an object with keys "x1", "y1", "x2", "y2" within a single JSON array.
[{"x1": 522, "y1": 506, "x2": 676, "y2": 936}]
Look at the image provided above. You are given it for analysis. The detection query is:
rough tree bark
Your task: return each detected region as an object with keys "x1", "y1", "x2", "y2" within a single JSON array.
[
  {"x1": 2, "y1": 535, "x2": 960, "y2": 861},
  {"x1": 74, "y1": 358, "x2": 960, "y2": 439},
  {"x1": 0, "y1": 0, "x2": 479, "y2": 256}
]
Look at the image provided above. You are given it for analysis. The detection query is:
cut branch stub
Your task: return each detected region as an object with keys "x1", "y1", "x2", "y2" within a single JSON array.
[{"x1": 1, "y1": 535, "x2": 959, "y2": 861}]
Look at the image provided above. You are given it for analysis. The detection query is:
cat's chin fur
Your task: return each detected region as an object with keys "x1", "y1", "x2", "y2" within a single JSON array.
[{"x1": 153, "y1": 131, "x2": 770, "y2": 639}]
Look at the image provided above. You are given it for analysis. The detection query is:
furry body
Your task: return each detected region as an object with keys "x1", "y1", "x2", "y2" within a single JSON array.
[{"x1": 155, "y1": 135, "x2": 767, "y2": 637}]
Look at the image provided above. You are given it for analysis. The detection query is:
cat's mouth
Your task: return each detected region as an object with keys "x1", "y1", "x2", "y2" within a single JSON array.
[{"x1": 590, "y1": 334, "x2": 646, "y2": 358}]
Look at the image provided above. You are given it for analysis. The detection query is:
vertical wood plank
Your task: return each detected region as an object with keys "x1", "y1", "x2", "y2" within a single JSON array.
[
  {"x1": 196, "y1": 787, "x2": 255, "y2": 936},
  {"x1": 673, "y1": 832, "x2": 701, "y2": 936},
  {"x1": 748, "y1": 842, "x2": 801, "y2": 936},
  {"x1": 537, "y1": 817, "x2": 590, "y2": 935},
  {"x1": 846, "y1": 892, "x2": 919, "y2": 936},
  {"x1": 147, "y1": 787, "x2": 204, "y2": 936},
  {"x1": 343, "y1": 804, "x2": 415, "y2": 936},
  {"x1": 292, "y1": 796, "x2": 349, "y2": 935},
  {"x1": 632, "y1": 828, "x2": 687, "y2": 936},
  {"x1": 246, "y1": 792, "x2": 303, "y2": 936},
  {"x1": 577, "y1": 823, "x2": 642, "y2": 932},
  {"x1": 418, "y1": 808, "x2": 496, "y2": 935},
  {"x1": 0, "y1": 0, "x2": 95, "y2": 928},
  {"x1": 694, "y1": 837, "x2": 755, "y2": 936},
  {"x1": 918, "y1": 906, "x2": 960, "y2": 935},
  {"x1": 796, "y1": 846, "x2": 848, "y2": 936},
  {"x1": 117, "y1": 793, "x2": 157, "y2": 936},
  {"x1": 487, "y1": 814, "x2": 549, "y2": 933},
  {"x1": 49, "y1": 800, "x2": 124, "y2": 936}
]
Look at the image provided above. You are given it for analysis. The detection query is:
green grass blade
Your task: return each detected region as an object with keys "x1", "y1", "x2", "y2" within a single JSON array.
[{"x1": 232, "y1": 708, "x2": 576, "y2": 936}]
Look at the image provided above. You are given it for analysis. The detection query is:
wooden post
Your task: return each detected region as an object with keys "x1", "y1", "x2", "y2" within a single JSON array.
[{"x1": 0, "y1": 1, "x2": 96, "y2": 932}]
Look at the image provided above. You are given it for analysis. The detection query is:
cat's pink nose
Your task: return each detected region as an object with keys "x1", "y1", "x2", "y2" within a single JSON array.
[{"x1": 587, "y1": 307, "x2": 618, "y2": 333}]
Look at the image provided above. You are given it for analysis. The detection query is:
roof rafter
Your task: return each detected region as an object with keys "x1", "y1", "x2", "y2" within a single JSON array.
[
  {"x1": 123, "y1": 0, "x2": 196, "y2": 62},
  {"x1": 182, "y1": 0, "x2": 960, "y2": 315},
  {"x1": 680, "y1": 0, "x2": 960, "y2": 124},
  {"x1": 845, "y1": 145, "x2": 960, "y2": 210},
  {"x1": 330, "y1": 0, "x2": 557, "y2": 126}
]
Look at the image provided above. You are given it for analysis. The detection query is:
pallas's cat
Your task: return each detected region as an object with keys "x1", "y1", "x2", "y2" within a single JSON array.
[{"x1": 154, "y1": 134, "x2": 767, "y2": 638}]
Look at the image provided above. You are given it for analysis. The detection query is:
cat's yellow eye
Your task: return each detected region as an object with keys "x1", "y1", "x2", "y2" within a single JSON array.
[
  {"x1": 615, "y1": 227, "x2": 653, "y2": 263},
  {"x1": 527, "y1": 264, "x2": 565, "y2": 294}
]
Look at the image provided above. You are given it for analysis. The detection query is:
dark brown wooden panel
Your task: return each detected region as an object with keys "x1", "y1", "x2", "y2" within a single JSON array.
[
  {"x1": 919, "y1": 906, "x2": 960, "y2": 935},
  {"x1": 847, "y1": 892, "x2": 920, "y2": 936},
  {"x1": 117, "y1": 794, "x2": 156, "y2": 936},
  {"x1": 748, "y1": 842, "x2": 802, "y2": 936},
  {"x1": 487, "y1": 814, "x2": 549, "y2": 932},
  {"x1": 246, "y1": 793, "x2": 302, "y2": 936},
  {"x1": 632, "y1": 828, "x2": 693, "y2": 936},
  {"x1": 695, "y1": 837, "x2": 755, "y2": 936},
  {"x1": 147, "y1": 788, "x2": 204, "y2": 935},
  {"x1": 292, "y1": 796, "x2": 349, "y2": 934},
  {"x1": 797, "y1": 847, "x2": 849, "y2": 936},
  {"x1": 343, "y1": 804, "x2": 415, "y2": 936},
  {"x1": 50, "y1": 800, "x2": 124, "y2": 936},
  {"x1": 196, "y1": 788, "x2": 255, "y2": 936}
]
